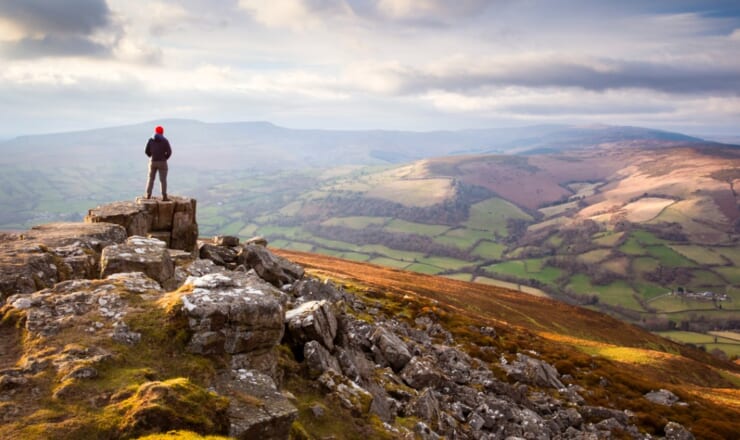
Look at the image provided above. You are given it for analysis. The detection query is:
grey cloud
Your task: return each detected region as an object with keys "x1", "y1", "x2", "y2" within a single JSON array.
[
  {"x1": 1, "y1": 36, "x2": 111, "y2": 58},
  {"x1": 390, "y1": 59, "x2": 740, "y2": 96},
  {"x1": 0, "y1": 0, "x2": 112, "y2": 35},
  {"x1": 0, "y1": 0, "x2": 120, "y2": 58}
]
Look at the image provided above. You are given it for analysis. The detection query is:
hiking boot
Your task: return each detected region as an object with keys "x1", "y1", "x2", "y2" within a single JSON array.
[
  {"x1": 162, "y1": 194, "x2": 169, "y2": 201},
  {"x1": 145, "y1": 193, "x2": 151, "y2": 199}
]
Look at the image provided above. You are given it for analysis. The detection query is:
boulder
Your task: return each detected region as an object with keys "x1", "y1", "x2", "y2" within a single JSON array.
[
  {"x1": 318, "y1": 369, "x2": 373, "y2": 416},
  {"x1": 199, "y1": 243, "x2": 238, "y2": 267},
  {"x1": 406, "y1": 388, "x2": 441, "y2": 427},
  {"x1": 501, "y1": 353, "x2": 564, "y2": 389},
  {"x1": 237, "y1": 244, "x2": 304, "y2": 287},
  {"x1": 400, "y1": 356, "x2": 445, "y2": 390},
  {"x1": 370, "y1": 326, "x2": 412, "y2": 372},
  {"x1": 214, "y1": 369, "x2": 298, "y2": 440},
  {"x1": 285, "y1": 300, "x2": 338, "y2": 350},
  {"x1": 180, "y1": 272, "x2": 285, "y2": 364},
  {"x1": 100, "y1": 236, "x2": 174, "y2": 286},
  {"x1": 304, "y1": 340, "x2": 341, "y2": 379},
  {"x1": 292, "y1": 278, "x2": 345, "y2": 303},
  {"x1": 644, "y1": 389, "x2": 680, "y2": 406},
  {"x1": 244, "y1": 236, "x2": 268, "y2": 247},
  {"x1": 664, "y1": 421, "x2": 695, "y2": 440},
  {"x1": 214, "y1": 235, "x2": 240, "y2": 247}
]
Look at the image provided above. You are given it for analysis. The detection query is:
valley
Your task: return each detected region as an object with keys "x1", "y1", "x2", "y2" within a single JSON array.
[{"x1": 1, "y1": 123, "x2": 738, "y2": 360}]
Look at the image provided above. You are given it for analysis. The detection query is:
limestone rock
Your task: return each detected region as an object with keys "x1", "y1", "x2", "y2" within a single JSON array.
[
  {"x1": 85, "y1": 197, "x2": 198, "y2": 252},
  {"x1": 370, "y1": 326, "x2": 412, "y2": 372},
  {"x1": 304, "y1": 340, "x2": 341, "y2": 379},
  {"x1": 644, "y1": 389, "x2": 680, "y2": 406},
  {"x1": 0, "y1": 222, "x2": 126, "y2": 300},
  {"x1": 292, "y1": 278, "x2": 345, "y2": 304},
  {"x1": 285, "y1": 300, "x2": 338, "y2": 350},
  {"x1": 100, "y1": 236, "x2": 174, "y2": 286},
  {"x1": 199, "y1": 243, "x2": 238, "y2": 267},
  {"x1": 501, "y1": 353, "x2": 565, "y2": 389},
  {"x1": 244, "y1": 236, "x2": 268, "y2": 247},
  {"x1": 214, "y1": 235, "x2": 240, "y2": 247},
  {"x1": 215, "y1": 369, "x2": 298, "y2": 440},
  {"x1": 664, "y1": 421, "x2": 695, "y2": 440},
  {"x1": 400, "y1": 356, "x2": 445, "y2": 390},
  {"x1": 318, "y1": 369, "x2": 373, "y2": 415},
  {"x1": 237, "y1": 244, "x2": 304, "y2": 287},
  {"x1": 180, "y1": 272, "x2": 285, "y2": 362}
]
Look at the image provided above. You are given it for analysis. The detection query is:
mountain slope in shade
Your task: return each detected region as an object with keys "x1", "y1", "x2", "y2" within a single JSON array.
[{"x1": 0, "y1": 120, "x2": 731, "y2": 170}]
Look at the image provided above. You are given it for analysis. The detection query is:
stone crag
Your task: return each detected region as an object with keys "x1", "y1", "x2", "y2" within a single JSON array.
[{"x1": 85, "y1": 196, "x2": 198, "y2": 253}]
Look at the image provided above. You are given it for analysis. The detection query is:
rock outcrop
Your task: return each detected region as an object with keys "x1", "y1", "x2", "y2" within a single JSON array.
[
  {"x1": 85, "y1": 197, "x2": 198, "y2": 253},
  {"x1": 0, "y1": 222, "x2": 127, "y2": 302},
  {"x1": 179, "y1": 272, "x2": 286, "y2": 376}
]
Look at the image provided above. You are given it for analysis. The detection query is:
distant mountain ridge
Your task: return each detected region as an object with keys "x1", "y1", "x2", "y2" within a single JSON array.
[{"x1": 0, "y1": 119, "x2": 732, "y2": 169}]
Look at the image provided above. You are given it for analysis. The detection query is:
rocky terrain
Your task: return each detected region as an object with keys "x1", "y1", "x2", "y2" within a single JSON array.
[{"x1": 1, "y1": 198, "x2": 738, "y2": 439}]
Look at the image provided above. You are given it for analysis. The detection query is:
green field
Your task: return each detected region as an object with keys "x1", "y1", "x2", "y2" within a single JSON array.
[
  {"x1": 465, "y1": 197, "x2": 533, "y2": 235},
  {"x1": 483, "y1": 259, "x2": 564, "y2": 285},
  {"x1": 434, "y1": 228, "x2": 492, "y2": 250},
  {"x1": 716, "y1": 266, "x2": 740, "y2": 284},
  {"x1": 368, "y1": 257, "x2": 409, "y2": 269},
  {"x1": 321, "y1": 216, "x2": 389, "y2": 229},
  {"x1": 383, "y1": 219, "x2": 450, "y2": 236},
  {"x1": 593, "y1": 231, "x2": 625, "y2": 247},
  {"x1": 646, "y1": 245, "x2": 694, "y2": 267},
  {"x1": 418, "y1": 256, "x2": 474, "y2": 271},
  {"x1": 655, "y1": 331, "x2": 740, "y2": 357},
  {"x1": 669, "y1": 245, "x2": 728, "y2": 265},
  {"x1": 471, "y1": 241, "x2": 507, "y2": 259}
]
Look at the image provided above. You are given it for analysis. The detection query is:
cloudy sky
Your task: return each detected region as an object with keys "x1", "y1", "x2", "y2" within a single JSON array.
[{"x1": 1, "y1": 0, "x2": 739, "y2": 137}]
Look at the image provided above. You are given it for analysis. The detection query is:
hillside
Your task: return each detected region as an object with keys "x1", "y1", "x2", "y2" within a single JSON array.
[
  {"x1": 251, "y1": 143, "x2": 740, "y2": 357},
  {"x1": 0, "y1": 199, "x2": 738, "y2": 439}
]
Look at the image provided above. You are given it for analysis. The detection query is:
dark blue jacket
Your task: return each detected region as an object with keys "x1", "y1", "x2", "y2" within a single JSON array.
[{"x1": 145, "y1": 134, "x2": 172, "y2": 161}]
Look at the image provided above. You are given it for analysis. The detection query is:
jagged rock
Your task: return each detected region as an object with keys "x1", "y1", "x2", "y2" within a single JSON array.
[
  {"x1": 434, "y1": 345, "x2": 472, "y2": 385},
  {"x1": 371, "y1": 326, "x2": 412, "y2": 372},
  {"x1": 414, "y1": 421, "x2": 441, "y2": 440},
  {"x1": 285, "y1": 300, "x2": 338, "y2": 350},
  {"x1": 304, "y1": 340, "x2": 341, "y2": 378},
  {"x1": 237, "y1": 244, "x2": 304, "y2": 287},
  {"x1": 400, "y1": 356, "x2": 444, "y2": 390},
  {"x1": 664, "y1": 421, "x2": 695, "y2": 440},
  {"x1": 100, "y1": 236, "x2": 174, "y2": 286},
  {"x1": 245, "y1": 236, "x2": 268, "y2": 246},
  {"x1": 407, "y1": 388, "x2": 441, "y2": 427},
  {"x1": 580, "y1": 406, "x2": 629, "y2": 425},
  {"x1": 85, "y1": 197, "x2": 198, "y2": 252},
  {"x1": 644, "y1": 389, "x2": 680, "y2": 406},
  {"x1": 199, "y1": 243, "x2": 238, "y2": 267},
  {"x1": 0, "y1": 222, "x2": 126, "y2": 301},
  {"x1": 179, "y1": 272, "x2": 285, "y2": 375},
  {"x1": 501, "y1": 353, "x2": 565, "y2": 389},
  {"x1": 183, "y1": 258, "x2": 225, "y2": 277},
  {"x1": 214, "y1": 369, "x2": 297, "y2": 440},
  {"x1": 291, "y1": 278, "x2": 345, "y2": 304},
  {"x1": 318, "y1": 369, "x2": 373, "y2": 415},
  {"x1": 214, "y1": 235, "x2": 240, "y2": 247}
]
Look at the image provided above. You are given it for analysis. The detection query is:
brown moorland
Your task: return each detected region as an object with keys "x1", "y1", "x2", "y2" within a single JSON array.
[{"x1": 276, "y1": 249, "x2": 740, "y2": 438}]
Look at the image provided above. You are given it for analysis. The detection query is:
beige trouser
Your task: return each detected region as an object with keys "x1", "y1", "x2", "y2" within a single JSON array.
[{"x1": 146, "y1": 160, "x2": 168, "y2": 197}]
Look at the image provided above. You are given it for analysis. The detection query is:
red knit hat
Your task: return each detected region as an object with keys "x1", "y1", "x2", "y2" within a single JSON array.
[{"x1": 155, "y1": 126, "x2": 164, "y2": 134}]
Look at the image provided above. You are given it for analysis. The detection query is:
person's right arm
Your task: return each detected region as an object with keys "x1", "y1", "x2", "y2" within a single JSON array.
[{"x1": 145, "y1": 139, "x2": 152, "y2": 157}]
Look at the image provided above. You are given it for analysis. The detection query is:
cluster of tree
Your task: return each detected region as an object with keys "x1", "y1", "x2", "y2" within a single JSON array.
[
  {"x1": 546, "y1": 256, "x2": 618, "y2": 286},
  {"x1": 644, "y1": 264, "x2": 692, "y2": 285},
  {"x1": 304, "y1": 224, "x2": 474, "y2": 261}
]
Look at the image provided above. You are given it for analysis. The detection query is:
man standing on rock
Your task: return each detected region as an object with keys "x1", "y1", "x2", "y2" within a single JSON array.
[{"x1": 144, "y1": 125, "x2": 172, "y2": 201}]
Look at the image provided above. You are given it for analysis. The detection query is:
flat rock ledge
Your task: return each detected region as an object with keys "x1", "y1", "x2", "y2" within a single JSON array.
[{"x1": 85, "y1": 196, "x2": 198, "y2": 253}]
